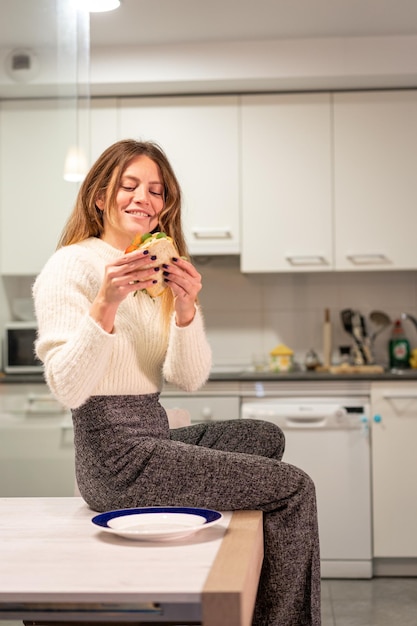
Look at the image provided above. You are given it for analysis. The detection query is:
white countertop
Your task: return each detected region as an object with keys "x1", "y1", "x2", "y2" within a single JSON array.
[
  {"x1": 0, "y1": 497, "x2": 230, "y2": 605},
  {"x1": 0, "y1": 499, "x2": 263, "y2": 626}
]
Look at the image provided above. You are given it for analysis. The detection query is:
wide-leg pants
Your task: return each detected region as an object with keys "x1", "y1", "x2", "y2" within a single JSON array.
[{"x1": 72, "y1": 394, "x2": 321, "y2": 626}]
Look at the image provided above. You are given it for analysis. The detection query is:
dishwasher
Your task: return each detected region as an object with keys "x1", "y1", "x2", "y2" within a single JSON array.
[{"x1": 241, "y1": 396, "x2": 372, "y2": 578}]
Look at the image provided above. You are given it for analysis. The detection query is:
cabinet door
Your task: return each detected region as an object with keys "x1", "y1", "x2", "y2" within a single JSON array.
[
  {"x1": 334, "y1": 91, "x2": 417, "y2": 270},
  {"x1": 371, "y1": 382, "x2": 417, "y2": 557},
  {"x1": 161, "y1": 395, "x2": 240, "y2": 423},
  {"x1": 0, "y1": 99, "x2": 78, "y2": 275},
  {"x1": 0, "y1": 383, "x2": 74, "y2": 497},
  {"x1": 119, "y1": 96, "x2": 240, "y2": 255},
  {"x1": 89, "y1": 97, "x2": 119, "y2": 164},
  {"x1": 0, "y1": 416, "x2": 75, "y2": 497},
  {"x1": 240, "y1": 93, "x2": 333, "y2": 272}
]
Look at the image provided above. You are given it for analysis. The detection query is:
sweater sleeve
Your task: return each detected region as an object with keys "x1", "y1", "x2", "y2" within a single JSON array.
[
  {"x1": 162, "y1": 305, "x2": 212, "y2": 391},
  {"x1": 33, "y1": 247, "x2": 116, "y2": 408}
]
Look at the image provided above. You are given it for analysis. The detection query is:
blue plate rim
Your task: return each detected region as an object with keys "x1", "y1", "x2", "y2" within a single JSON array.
[{"x1": 92, "y1": 506, "x2": 222, "y2": 529}]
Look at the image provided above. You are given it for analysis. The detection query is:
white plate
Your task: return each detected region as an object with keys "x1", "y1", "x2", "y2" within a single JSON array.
[{"x1": 91, "y1": 506, "x2": 223, "y2": 541}]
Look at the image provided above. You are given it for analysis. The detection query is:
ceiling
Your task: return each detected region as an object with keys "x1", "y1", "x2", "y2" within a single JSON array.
[
  {"x1": 90, "y1": 0, "x2": 417, "y2": 47},
  {"x1": 1, "y1": 0, "x2": 417, "y2": 51}
]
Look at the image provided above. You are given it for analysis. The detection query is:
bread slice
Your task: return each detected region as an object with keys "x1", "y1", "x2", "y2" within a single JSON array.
[{"x1": 126, "y1": 232, "x2": 178, "y2": 298}]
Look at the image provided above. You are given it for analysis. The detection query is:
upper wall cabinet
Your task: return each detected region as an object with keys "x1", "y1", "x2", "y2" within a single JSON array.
[
  {"x1": 333, "y1": 91, "x2": 417, "y2": 271},
  {"x1": 89, "y1": 98, "x2": 119, "y2": 164},
  {"x1": 240, "y1": 93, "x2": 333, "y2": 272},
  {"x1": 119, "y1": 96, "x2": 240, "y2": 255},
  {"x1": 0, "y1": 100, "x2": 78, "y2": 275}
]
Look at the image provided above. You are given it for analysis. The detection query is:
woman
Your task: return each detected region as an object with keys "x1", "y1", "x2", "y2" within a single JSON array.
[{"x1": 33, "y1": 139, "x2": 321, "y2": 626}]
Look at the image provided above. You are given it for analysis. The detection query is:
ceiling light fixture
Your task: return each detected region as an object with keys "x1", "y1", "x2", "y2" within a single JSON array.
[
  {"x1": 80, "y1": 0, "x2": 121, "y2": 13},
  {"x1": 63, "y1": 146, "x2": 88, "y2": 183}
]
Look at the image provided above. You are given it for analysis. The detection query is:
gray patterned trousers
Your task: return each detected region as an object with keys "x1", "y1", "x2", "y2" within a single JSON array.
[{"x1": 72, "y1": 394, "x2": 321, "y2": 626}]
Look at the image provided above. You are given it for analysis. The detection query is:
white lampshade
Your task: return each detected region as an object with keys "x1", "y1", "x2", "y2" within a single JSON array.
[{"x1": 64, "y1": 146, "x2": 88, "y2": 183}]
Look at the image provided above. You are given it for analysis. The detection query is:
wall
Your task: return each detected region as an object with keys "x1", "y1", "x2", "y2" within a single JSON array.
[
  {"x1": 5, "y1": 263, "x2": 417, "y2": 372},
  {"x1": 196, "y1": 256, "x2": 417, "y2": 370},
  {"x1": 89, "y1": 36, "x2": 417, "y2": 96}
]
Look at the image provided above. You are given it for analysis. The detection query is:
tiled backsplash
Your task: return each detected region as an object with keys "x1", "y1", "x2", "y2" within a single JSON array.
[
  {"x1": 3, "y1": 260, "x2": 417, "y2": 371},
  {"x1": 195, "y1": 256, "x2": 417, "y2": 370}
]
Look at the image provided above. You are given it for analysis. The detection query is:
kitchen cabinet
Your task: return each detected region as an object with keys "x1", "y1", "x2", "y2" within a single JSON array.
[
  {"x1": 0, "y1": 99, "x2": 78, "y2": 275},
  {"x1": 161, "y1": 392, "x2": 240, "y2": 423},
  {"x1": 119, "y1": 96, "x2": 240, "y2": 255},
  {"x1": 333, "y1": 90, "x2": 417, "y2": 270},
  {"x1": 240, "y1": 93, "x2": 333, "y2": 272},
  {"x1": 89, "y1": 97, "x2": 119, "y2": 163},
  {"x1": 0, "y1": 383, "x2": 75, "y2": 497},
  {"x1": 371, "y1": 382, "x2": 417, "y2": 558}
]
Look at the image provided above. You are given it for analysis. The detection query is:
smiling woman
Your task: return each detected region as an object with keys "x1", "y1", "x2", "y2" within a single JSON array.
[{"x1": 32, "y1": 137, "x2": 321, "y2": 626}]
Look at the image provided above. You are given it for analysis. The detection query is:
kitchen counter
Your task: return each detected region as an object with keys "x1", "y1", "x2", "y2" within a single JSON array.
[
  {"x1": 208, "y1": 368, "x2": 417, "y2": 382},
  {"x1": 2, "y1": 369, "x2": 417, "y2": 385}
]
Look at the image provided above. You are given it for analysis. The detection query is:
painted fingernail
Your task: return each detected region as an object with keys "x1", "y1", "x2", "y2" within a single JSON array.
[
  {"x1": 172, "y1": 257, "x2": 178, "y2": 262},
  {"x1": 151, "y1": 255, "x2": 157, "y2": 261},
  {"x1": 152, "y1": 279, "x2": 158, "y2": 284},
  {"x1": 162, "y1": 263, "x2": 169, "y2": 269},
  {"x1": 163, "y1": 271, "x2": 169, "y2": 277},
  {"x1": 143, "y1": 250, "x2": 149, "y2": 255},
  {"x1": 164, "y1": 278, "x2": 169, "y2": 283},
  {"x1": 154, "y1": 267, "x2": 160, "y2": 272}
]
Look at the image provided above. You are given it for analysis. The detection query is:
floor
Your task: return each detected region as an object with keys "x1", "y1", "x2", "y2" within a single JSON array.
[
  {"x1": 321, "y1": 577, "x2": 417, "y2": 626},
  {"x1": 1, "y1": 578, "x2": 417, "y2": 625}
]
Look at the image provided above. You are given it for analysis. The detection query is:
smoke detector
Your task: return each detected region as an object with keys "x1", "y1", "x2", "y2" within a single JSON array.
[{"x1": 5, "y1": 48, "x2": 40, "y2": 83}]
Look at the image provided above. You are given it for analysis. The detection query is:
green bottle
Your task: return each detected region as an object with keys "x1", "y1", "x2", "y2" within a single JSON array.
[{"x1": 389, "y1": 319, "x2": 411, "y2": 370}]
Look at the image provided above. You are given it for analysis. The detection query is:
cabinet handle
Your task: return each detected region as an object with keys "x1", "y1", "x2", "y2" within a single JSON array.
[
  {"x1": 192, "y1": 228, "x2": 232, "y2": 239},
  {"x1": 285, "y1": 255, "x2": 329, "y2": 266},
  {"x1": 26, "y1": 393, "x2": 67, "y2": 414},
  {"x1": 346, "y1": 254, "x2": 390, "y2": 265},
  {"x1": 382, "y1": 393, "x2": 417, "y2": 399}
]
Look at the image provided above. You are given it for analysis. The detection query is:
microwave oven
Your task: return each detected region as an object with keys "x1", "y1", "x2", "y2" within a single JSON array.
[{"x1": 3, "y1": 321, "x2": 44, "y2": 374}]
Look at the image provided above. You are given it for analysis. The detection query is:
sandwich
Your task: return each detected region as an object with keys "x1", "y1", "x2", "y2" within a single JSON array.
[{"x1": 125, "y1": 232, "x2": 178, "y2": 297}]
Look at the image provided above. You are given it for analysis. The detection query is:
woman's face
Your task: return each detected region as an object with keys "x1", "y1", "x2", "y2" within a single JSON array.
[{"x1": 98, "y1": 154, "x2": 165, "y2": 250}]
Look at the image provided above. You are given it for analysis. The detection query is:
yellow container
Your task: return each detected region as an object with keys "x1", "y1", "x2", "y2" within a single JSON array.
[{"x1": 269, "y1": 344, "x2": 294, "y2": 372}]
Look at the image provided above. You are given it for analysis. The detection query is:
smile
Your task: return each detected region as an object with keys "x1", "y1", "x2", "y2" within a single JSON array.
[{"x1": 126, "y1": 210, "x2": 150, "y2": 217}]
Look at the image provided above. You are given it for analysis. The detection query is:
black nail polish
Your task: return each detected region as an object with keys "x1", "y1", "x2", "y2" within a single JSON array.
[
  {"x1": 164, "y1": 278, "x2": 169, "y2": 283},
  {"x1": 172, "y1": 257, "x2": 178, "y2": 262},
  {"x1": 162, "y1": 263, "x2": 169, "y2": 269},
  {"x1": 163, "y1": 271, "x2": 169, "y2": 277},
  {"x1": 143, "y1": 249, "x2": 149, "y2": 255},
  {"x1": 152, "y1": 279, "x2": 158, "y2": 284},
  {"x1": 154, "y1": 267, "x2": 160, "y2": 272},
  {"x1": 150, "y1": 255, "x2": 157, "y2": 261}
]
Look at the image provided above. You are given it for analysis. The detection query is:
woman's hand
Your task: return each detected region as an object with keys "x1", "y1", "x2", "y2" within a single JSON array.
[
  {"x1": 90, "y1": 249, "x2": 160, "y2": 332},
  {"x1": 164, "y1": 257, "x2": 202, "y2": 326}
]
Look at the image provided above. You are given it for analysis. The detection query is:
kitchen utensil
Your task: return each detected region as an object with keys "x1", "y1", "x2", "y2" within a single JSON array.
[
  {"x1": 359, "y1": 313, "x2": 374, "y2": 364},
  {"x1": 369, "y1": 310, "x2": 392, "y2": 344},
  {"x1": 352, "y1": 311, "x2": 368, "y2": 364},
  {"x1": 323, "y1": 308, "x2": 332, "y2": 369},
  {"x1": 341, "y1": 309, "x2": 367, "y2": 364}
]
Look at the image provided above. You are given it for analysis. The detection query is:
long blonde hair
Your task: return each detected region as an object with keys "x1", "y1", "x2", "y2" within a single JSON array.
[{"x1": 58, "y1": 139, "x2": 189, "y2": 319}]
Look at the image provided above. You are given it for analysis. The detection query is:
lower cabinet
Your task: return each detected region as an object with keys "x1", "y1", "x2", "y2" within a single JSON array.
[
  {"x1": 160, "y1": 393, "x2": 240, "y2": 424},
  {"x1": 0, "y1": 384, "x2": 75, "y2": 497},
  {"x1": 371, "y1": 382, "x2": 417, "y2": 558},
  {"x1": 0, "y1": 383, "x2": 240, "y2": 496}
]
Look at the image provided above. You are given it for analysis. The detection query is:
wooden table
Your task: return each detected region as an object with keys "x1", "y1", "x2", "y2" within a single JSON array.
[{"x1": 0, "y1": 497, "x2": 263, "y2": 626}]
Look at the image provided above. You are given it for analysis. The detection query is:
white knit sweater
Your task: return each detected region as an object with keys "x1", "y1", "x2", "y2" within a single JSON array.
[{"x1": 33, "y1": 238, "x2": 212, "y2": 409}]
